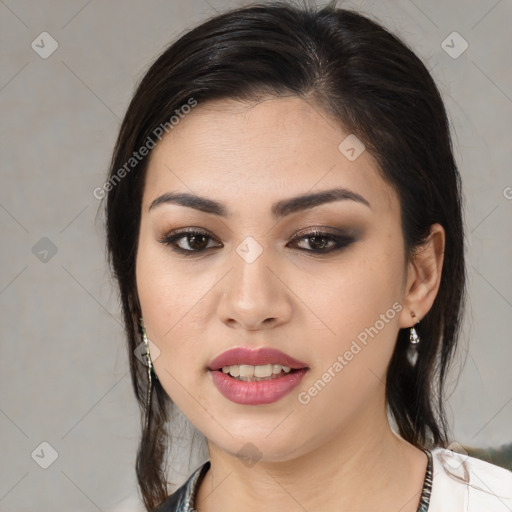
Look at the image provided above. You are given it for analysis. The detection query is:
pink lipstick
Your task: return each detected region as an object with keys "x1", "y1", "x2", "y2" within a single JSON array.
[{"x1": 208, "y1": 347, "x2": 309, "y2": 405}]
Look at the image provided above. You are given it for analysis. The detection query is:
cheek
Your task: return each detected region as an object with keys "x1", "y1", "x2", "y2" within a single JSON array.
[
  {"x1": 293, "y1": 276, "x2": 402, "y2": 434},
  {"x1": 136, "y1": 243, "x2": 222, "y2": 410},
  {"x1": 292, "y1": 243, "x2": 404, "y2": 398},
  {"x1": 296, "y1": 245, "x2": 403, "y2": 340},
  {"x1": 136, "y1": 229, "x2": 210, "y2": 326}
]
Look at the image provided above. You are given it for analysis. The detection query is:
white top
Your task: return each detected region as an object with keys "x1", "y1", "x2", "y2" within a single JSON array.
[{"x1": 429, "y1": 447, "x2": 512, "y2": 511}]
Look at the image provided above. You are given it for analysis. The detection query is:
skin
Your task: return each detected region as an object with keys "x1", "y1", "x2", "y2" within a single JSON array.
[{"x1": 135, "y1": 96, "x2": 445, "y2": 512}]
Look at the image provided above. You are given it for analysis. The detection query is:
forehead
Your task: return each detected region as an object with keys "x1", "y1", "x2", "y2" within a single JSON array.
[{"x1": 143, "y1": 97, "x2": 397, "y2": 216}]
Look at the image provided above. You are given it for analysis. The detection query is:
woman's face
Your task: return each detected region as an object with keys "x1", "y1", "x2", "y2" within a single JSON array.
[{"x1": 136, "y1": 96, "x2": 413, "y2": 462}]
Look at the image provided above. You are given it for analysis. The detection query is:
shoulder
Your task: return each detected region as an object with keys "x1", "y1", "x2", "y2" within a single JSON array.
[
  {"x1": 428, "y1": 447, "x2": 512, "y2": 512},
  {"x1": 152, "y1": 461, "x2": 211, "y2": 512}
]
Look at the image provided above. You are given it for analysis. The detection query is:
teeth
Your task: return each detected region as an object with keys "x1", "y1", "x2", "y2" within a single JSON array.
[
  {"x1": 220, "y1": 364, "x2": 293, "y2": 380},
  {"x1": 254, "y1": 364, "x2": 272, "y2": 378},
  {"x1": 239, "y1": 364, "x2": 254, "y2": 378}
]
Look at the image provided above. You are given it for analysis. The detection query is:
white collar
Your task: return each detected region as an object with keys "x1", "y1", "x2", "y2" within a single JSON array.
[{"x1": 428, "y1": 447, "x2": 512, "y2": 511}]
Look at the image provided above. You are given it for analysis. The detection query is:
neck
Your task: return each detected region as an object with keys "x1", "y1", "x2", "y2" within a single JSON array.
[{"x1": 195, "y1": 396, "x2": 428, "y2": 512}]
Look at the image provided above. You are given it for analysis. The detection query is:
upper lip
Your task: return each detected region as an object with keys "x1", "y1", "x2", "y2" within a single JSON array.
[{"x1": 208, "y1": 347, "x2": 308, "y2": 371}]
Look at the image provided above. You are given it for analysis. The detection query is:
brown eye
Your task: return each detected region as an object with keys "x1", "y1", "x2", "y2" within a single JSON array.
[
  {"x1": 287, "y1": 229, "x2": 356, "y2": 253},
  {"x1": 158, "y1": 228, "x2": 222, "y2": 255}
]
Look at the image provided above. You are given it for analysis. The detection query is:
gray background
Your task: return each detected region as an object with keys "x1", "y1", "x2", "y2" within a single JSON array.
[{"x1": 1, "y1": 0, "x2": 511, "y2": 510}]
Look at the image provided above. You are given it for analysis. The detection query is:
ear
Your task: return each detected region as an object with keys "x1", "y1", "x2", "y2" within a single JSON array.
[{"x1": 399, "y1": 223, "x2": 445, "y2": 328}]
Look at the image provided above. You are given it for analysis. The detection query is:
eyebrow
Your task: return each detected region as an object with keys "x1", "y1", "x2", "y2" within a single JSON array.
[{"x1": 148, "y1": 187, "x2": 371, "y2": 219}]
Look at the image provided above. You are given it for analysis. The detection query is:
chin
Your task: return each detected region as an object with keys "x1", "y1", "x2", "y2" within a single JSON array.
[{"x1": 210, "y1": 430, "x2": 311, "y2": 465}]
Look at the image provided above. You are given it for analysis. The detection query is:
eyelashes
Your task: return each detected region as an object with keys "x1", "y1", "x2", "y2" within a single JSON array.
[
  {"x1": 157, "y1": 227, "x2": 356, "y2": 257},
  {"x1": 158, "y1": 228, "x2": 220, "y2": 255}
]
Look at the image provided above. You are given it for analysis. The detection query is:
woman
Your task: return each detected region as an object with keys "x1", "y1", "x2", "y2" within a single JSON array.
[{"x1": 102, "y1": 1, "x2": 512, "y2": 510}]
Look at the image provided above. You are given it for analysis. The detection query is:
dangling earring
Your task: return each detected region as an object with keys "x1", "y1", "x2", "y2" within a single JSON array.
[
  {"x1": 409, "y1": 326, "x2": 420, "y2": 345},
  {"x1": 407, "y1": 311, "x2": 420, "y2": 366},
  {"x1": 139, "y1": 318, "x2": 154, "y2": 373},
  {"x1": 139, "y1": 317, "x2": 153, "y2": 431}
]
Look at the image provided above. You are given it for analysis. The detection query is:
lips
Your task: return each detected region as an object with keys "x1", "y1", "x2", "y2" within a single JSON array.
[
  {"x1": 210, "y1": 368, "x2": 308, "y2": 405},
  {"x1": 208, "y1": 347, "x2": 308, "y2": 371},
  {"x1": 208, "y1": 347, "x2": 309, "y2": 405}
]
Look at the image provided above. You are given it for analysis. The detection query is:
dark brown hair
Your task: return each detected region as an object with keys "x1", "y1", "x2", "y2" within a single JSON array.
[{"x1": 102, "y1": 1, "x2": 465, "y2": 509}]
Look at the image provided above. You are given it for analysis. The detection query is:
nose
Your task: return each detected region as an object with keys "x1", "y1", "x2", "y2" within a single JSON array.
[{"x1": 216, "y1": 246, "x2": 293, "y2": 331}]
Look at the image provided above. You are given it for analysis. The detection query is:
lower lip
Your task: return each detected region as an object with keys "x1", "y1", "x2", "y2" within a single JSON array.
[{"x1": 210, "y1": 369, "x2": 308, "y2": 405}]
